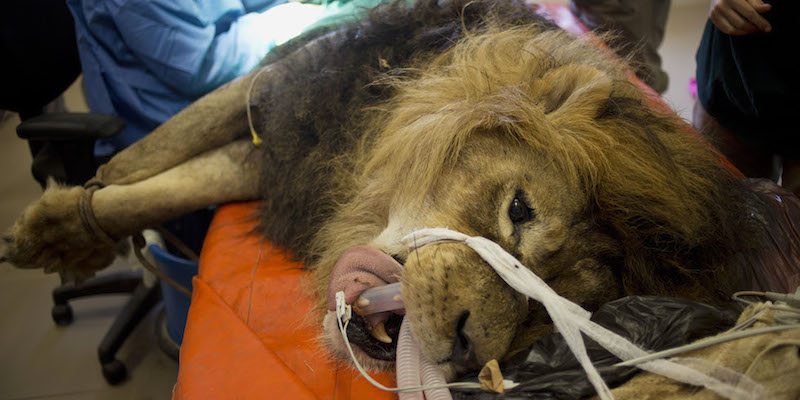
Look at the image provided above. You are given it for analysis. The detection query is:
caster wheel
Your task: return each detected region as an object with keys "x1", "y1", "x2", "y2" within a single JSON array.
[
  {"x1": 51, "y1": 304, "x2": 74, "y2": 326},
  {"x1": 102, "y1": 359, "x2": 127, "y2": 385}
]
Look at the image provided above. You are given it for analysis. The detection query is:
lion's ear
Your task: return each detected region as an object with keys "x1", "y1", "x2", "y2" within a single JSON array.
[{"x1": 531, "y1": 65, "x2": 612, "y2": 120}]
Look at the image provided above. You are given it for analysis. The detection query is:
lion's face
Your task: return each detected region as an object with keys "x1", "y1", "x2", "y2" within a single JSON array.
[
  {"x1": 317, "y1": 26, "x2": 634, "y2": 376},
  {"x1": 323, "y1": 132, "x2": 623, "y2": 377},
  {"x1": 317, "y1": 23, "x2": 743, "y2": 379}
]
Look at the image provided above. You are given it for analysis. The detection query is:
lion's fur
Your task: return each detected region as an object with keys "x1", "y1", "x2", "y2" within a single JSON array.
[{"x1": 249, "y1": 0, "x2": 765, "y2": 372}]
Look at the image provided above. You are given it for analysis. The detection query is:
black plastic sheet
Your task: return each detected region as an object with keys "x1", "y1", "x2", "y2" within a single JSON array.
[{"x1": 452, "y1": 296, "x2": 739, "y2": 400}]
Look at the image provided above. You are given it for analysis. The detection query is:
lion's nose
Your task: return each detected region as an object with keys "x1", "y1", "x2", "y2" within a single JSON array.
[{"x1": 450, "y1": 310, "x2": 476, "y2": 364}]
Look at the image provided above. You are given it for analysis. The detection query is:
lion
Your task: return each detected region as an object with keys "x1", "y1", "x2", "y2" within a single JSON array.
[{"x1": 2, "y1": 0, "x2": 767, "y2": 381}]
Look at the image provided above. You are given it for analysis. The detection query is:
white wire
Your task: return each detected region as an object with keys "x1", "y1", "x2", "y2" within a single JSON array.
[
  {"x1": 733, "y1": 290, "x2": 800, "y2": 315},
  {"x1": 615, "y1": 324, "x2": 800, "y2": 367},
  {"x1": 245, "y1": 65, "x2": 274, "y2": 145},
  {"x1": 335, "y1": 292, "x2": 485, "y2": 393}
]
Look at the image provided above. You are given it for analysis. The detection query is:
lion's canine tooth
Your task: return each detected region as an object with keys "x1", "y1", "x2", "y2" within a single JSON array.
[{"x1": 371, "y1": 321, "x2": 392, "y2": 343}]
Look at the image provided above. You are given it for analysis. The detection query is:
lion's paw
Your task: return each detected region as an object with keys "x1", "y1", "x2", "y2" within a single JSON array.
[{"x1": 1, "y1": 184, "x2": 118, "y2": 282}]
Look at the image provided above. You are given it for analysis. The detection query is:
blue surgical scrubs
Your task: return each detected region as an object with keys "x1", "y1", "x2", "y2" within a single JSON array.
[{"x1": 67, "y1": 0, "x2": 295, "y2": 154}]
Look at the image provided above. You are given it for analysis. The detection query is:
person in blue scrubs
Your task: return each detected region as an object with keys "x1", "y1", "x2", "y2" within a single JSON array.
[
  {"x1": 65, "y1": 0, "x2": 388, "y2": 248},
  {"x1": 67, "y1": 0, "x2": 324, "y2": 155}
]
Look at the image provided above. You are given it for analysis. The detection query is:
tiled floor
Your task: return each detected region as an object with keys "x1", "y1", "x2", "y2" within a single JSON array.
[{"x1": 0, "y1": 1, "x2": 709, "y2": 399}]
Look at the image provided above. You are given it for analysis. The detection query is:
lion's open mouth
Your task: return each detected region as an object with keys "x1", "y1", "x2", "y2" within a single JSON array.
[
  {"x1": 344, "y1": 312, "x2": 403, "y2": 360},
  {"x1": 327, "y1": 245, "x2": 405, "y2": 360}
]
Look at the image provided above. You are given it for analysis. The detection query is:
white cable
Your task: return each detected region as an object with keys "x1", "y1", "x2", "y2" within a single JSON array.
[
  {"x1": 733, "y1": 290, "x2": 800, "y2": 315},
  {"x1": 616, "y1": 324, "x2": 800, "y2": 367},
  {"x1": 245, "y1": 65, "x2": 273, "y2": 146},
  {"x1": 335, "y1": 292, "x2": 501, "y2": 394}
]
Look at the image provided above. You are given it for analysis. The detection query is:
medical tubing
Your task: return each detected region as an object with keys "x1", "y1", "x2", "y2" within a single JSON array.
[
  {"x1": 420, "y1": 348, "x2": 453, "y2": 400},
  {"x1": 336, "y1": 292, "x2": 482, "y2": 395},
  {"x1": 357, "y1": 282, "x2": 405, "y2": 315},
  {"x1": 397, "y1": 317, "x2": 424, "y2": 400},
  {"x1": 615, "y1": 324, "x2": 800, "y2": 367}
]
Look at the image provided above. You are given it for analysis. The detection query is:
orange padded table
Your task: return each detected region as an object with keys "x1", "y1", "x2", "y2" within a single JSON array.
[
  {"x1": 171, "y1": 5, "x2": 704, "y2": 399},
  {"x1": 172, "y1": 201, "x2": 395, "y2": 399}
]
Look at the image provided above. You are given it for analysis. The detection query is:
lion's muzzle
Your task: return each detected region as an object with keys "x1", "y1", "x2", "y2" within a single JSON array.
[
  {"x1": 327, "y1": 242, "x2": 529, "y2": 371},
  {"x1": 401, "y1": 242, "x2": 529, "y2": 373}
]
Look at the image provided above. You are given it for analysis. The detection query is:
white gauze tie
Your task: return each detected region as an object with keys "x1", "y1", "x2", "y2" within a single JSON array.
[{"x1": 401, "y1": 228, "x2": 766, "y2": 400}]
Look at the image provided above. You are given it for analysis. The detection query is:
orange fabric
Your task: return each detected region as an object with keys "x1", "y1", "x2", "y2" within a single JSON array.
[{"x1": 173, "y1": 202, "x2": 395, "y2": 400}]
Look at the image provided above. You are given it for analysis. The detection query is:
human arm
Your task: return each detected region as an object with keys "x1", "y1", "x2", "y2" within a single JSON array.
[
  {"x1": 709, "y1": 0, "x2": 772, "y2": 35},
  {"x1": 111, "y1": 0, "x2": 319, "y2": 98}
]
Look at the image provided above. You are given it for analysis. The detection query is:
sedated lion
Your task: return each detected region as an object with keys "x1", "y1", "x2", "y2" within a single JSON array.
[{"x1": 2, "y1": 0, "x2": 768, "y2": 380}]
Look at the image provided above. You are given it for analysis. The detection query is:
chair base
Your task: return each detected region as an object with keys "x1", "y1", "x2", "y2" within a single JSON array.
[{"x1": 51, "y1": 271, "x2": 162, "y2": 385}]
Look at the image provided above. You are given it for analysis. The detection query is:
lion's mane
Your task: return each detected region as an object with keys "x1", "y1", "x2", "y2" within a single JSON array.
[
  {"x1": 252, "y1": 0, "x2": 763, "y2": 308},
  {"x1": 352, "y1": 23, "x2": 762, "y2": 303}
]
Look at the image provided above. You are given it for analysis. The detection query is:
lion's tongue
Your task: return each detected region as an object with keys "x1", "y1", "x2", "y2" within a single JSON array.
[{"x1": 326, "y1": 245, "x2": 402, "y2": 312}]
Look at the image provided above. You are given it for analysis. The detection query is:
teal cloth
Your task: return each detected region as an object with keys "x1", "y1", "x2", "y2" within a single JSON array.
[{"x1": 303, "y1": 0, "x2": 401, "y2": 32}]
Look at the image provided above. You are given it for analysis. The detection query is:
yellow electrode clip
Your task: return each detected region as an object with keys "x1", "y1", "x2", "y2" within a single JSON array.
[
  {"x1": 250, "y1": 128, "x2": 263, "y2": 146},
  {"x1": 246, "y1": 66, "x2": 272, "y2": 147}
]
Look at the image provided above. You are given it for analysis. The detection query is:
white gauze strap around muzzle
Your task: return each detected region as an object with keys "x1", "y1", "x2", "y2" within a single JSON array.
[{"x1": 401, "y1": 228, "x2": 766, "y2": 400}]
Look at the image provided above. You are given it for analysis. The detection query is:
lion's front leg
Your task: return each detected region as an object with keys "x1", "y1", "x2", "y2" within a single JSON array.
[{"x1": 1, "y1": 140, "x2": 262, "y2": 281}]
